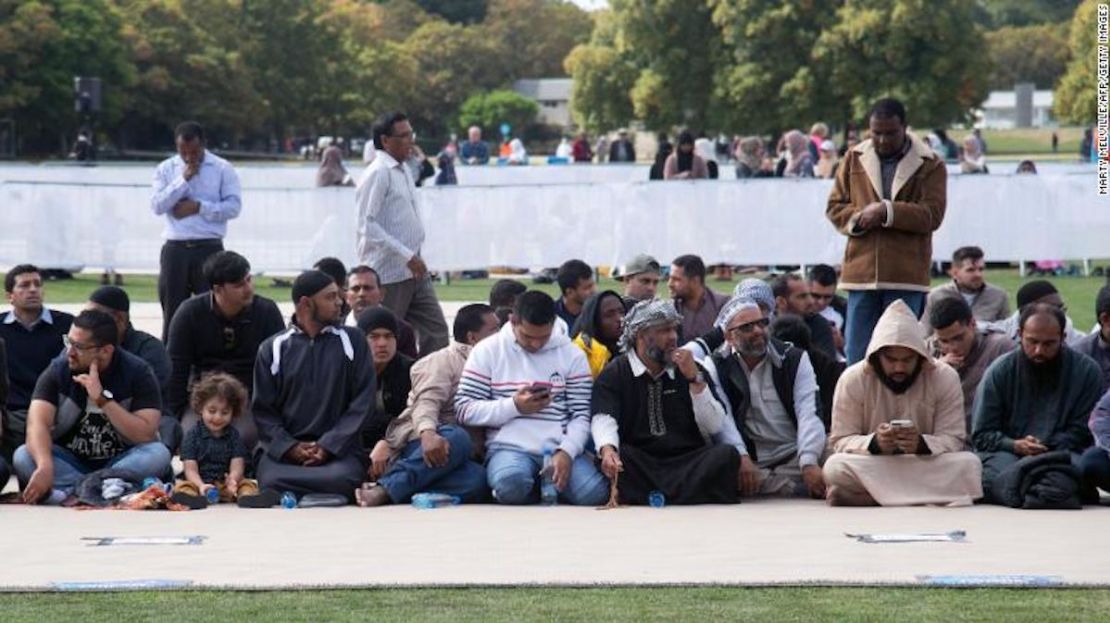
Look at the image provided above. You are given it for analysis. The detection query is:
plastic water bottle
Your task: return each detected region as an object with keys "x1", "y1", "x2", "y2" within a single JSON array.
[
  {"x1": 540, "y1": 447, "x2": 559, "y2": 506},
  {"x1": 205, "y1": 487, "x2": 220, "y2": 505},
  {"x1": 280, "y1": 491, "x2": 297, "y2": 509},
  {"x1": 411, "y1": 492, "x2": 461, "y2": 509},
  {"x1": 142, "y1": 477, "x2": 172, "y2": 493},
  {"x1": 648, "y1": 490, "x2": 666, "y2": 508}
]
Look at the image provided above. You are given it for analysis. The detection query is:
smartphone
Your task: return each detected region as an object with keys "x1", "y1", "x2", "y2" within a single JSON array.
[
  {"x1": 890, "y1": 419, "x2": 912, "y2": 429},
  {"x1": 527, "y1": 383, "x2": 552, "y2": 398}
]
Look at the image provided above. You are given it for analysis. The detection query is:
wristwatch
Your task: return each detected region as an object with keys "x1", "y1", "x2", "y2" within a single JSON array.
[{"x1": 95, "y1": 389, "x2": 114, "y2": 409}]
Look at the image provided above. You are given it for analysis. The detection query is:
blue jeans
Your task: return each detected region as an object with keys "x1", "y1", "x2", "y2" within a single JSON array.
[
  {"x1": 14, "y1": 442, "x2": 172, "y2": 494},
  {"x1": 378, "y1": 425, "x2": 488, "y2": 503},
  {"x1": 845, "y1": 290, "x2": 926, "y2": 365},
  {"x1": 486, "y1": 448, "x2": 609, "y2": 506}
]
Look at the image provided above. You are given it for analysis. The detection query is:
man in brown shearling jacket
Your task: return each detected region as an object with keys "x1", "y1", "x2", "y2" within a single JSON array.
[{"x1": 826, "y1": 98, "x2": 947, "y2": 365}]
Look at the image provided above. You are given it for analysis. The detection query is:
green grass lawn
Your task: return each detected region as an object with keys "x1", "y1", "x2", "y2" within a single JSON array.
[
  {"x1": 0, "y1": 587, "x2": 1108, "y2": 622},
  {"x1": 27, "y1": 267, "x2": 1107, "y2": 331},
  {"x1": 971, "y1": 126, "x2": 1084, "y2": 156}
]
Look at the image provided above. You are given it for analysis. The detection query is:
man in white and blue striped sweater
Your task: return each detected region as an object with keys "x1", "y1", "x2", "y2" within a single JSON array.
[{"x1": 455, "y1": 291, "x2": 609, "y2": 505}]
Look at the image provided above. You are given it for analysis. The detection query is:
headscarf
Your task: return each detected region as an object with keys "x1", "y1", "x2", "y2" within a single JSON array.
[
  {"x1": 736, "y1": 136, "x2": 763, "y2": 171},
  {"x1": 783, "y1": 130, "x2": 811, "y2": 177},
  {"x1": 571, "y1": 290, "x2": 624, "y2": 355},
  {"x1": 619, "y1": 299, "x2": 682, "y2": 351},
  {"x1": 733, "y1": 278, "x2": 776, "y2": 318},
  {"x1": 694, "y1": 137, "x2": 715, "y2": 164},
  {"x1": 316, "y1": 146, "x2": 349, "y2": 187},
  {"x1": 676, "y1": 131, "x2": 695, "y2": 173},
  {"x1": 509, "y1": 138, "x2": 527, "y2": 163},
  {"x1": 960, "y1": 135, "x2": 986, "y2": 173},
  {"x1": 713, "y1": 297, "x2": 760, "y2": 331}
]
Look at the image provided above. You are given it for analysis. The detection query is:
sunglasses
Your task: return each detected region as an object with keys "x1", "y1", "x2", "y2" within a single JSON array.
[{"x1": 726, "y1": 317, "x2": 770, "y2": 337}]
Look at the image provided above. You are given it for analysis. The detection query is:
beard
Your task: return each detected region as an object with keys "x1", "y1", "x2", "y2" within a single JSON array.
[
  {"x1": 309, "y1": 300, "x2": 341, "y2": 328},
  {"x1": 869, "y1": 354, "x2": 923, "y2": 394},
  {"x1": 736, "y1": 336, "x2": 766, "y2": 360},
  {"x1": 1017, "y1": 348, "x2": 1062, "y2": 388}
]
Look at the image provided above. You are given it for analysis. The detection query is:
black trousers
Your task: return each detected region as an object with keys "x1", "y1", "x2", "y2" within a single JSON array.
[{"x1": 158, "y1": 239, "x2": 222, "y2": 341}]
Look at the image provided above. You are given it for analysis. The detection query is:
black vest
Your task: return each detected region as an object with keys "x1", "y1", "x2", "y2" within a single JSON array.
[{"x1": 710, "y1": 338, "x2": 803, "y2": 462}]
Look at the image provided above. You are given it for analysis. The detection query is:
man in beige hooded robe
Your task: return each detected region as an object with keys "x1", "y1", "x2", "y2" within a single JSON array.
[{"x1": 823, "y1": 300, "x2": 982, "y2": 506}]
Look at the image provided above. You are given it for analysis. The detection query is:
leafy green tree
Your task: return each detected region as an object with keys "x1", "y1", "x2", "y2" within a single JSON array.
[
  {"x1": 564, "y1": 43, "x2": 636, "y2": 133},
  {"x1": 812, "y1": 0, "x2": 991, "y2": 128},
  {"x1": 985, "y1": 23, "x2": 1070, "y2": 90},
  {"x1": 457, "y1": 89, "x2": 538, "y2": 136},
  {"x1": 482, "y1": 0, "x2": 593, "y2": 78},
  {"x1": 416, "y1": 0, "x2": 487, "y2": 24},
  {"x1": 974, "y1": 0, "x2": 1081, "y2": 29},
  {"x1": 710, "y1": 0, "x2": 840, "y2": 134},
  {"x1": 1054, "y1": 0, "x2": 1097, "y2": 124},
  {"x1": 2, "y1": 0, "x2": 133, "y2": 153}
]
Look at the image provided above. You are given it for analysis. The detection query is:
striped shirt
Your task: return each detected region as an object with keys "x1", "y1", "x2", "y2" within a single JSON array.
[
  {"x1": 354, "y1": 150, "x2": 425, "y2": 285},
  {"x1": 455, "y1": 322, "x2": 593, "y2": 458}
]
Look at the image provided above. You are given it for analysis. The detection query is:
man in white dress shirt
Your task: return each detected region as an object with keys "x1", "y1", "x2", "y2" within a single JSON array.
[
  {"x1": 355, "y1": 112, "x2": 448, "y2": 356},
  {"x1": 150, "y1": 121, "x2": 242, "y2": 341}
]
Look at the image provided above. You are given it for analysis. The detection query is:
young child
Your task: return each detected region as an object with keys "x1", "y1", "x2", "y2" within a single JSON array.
[{"x1": 172, "y1": 373, "x2": 259, "y2": 508}]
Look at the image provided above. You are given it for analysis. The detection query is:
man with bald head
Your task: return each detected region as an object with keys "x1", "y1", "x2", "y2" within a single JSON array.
[{"x1": 972, "y1": 303, "x2": 1102, "y2": 500}]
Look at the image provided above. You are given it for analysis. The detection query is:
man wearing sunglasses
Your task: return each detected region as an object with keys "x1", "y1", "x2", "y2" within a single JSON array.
[
  {"x1": 704, "y1": 298, "x2": 827, "y2": 500},
  {"x1": 14, "y1": 310, "x2": 169, "y2": 504}
]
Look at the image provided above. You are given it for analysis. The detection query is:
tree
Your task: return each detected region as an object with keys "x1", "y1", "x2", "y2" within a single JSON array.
[
  {"x1": 457, "y1": 90, "x2": 538, "y2": 137},
  {"x1": 973, "y1": 0, "x2": 1082, "y2": 29},
  {"x1": 416, "y1": 0, "x2": 487, "y2": 24},
  {"x1": 564, "y1": 43, "x2": 636, "y2": 133},
  {"x1": 985, "y1": 23, "x2": 1070, "y2": 90},
  {"x1": 1054, "y1": 0, "x2": 1097, "y2": 124},
  {"x1": 481, "y1": 0, "x2": 593, "y2": 78},
  {"x1": 117, "y1": 0, "x2": 265, "y2": 148},
  {"x1": 710, "y1": 0, "x2": 841, "y2": 134},
  {"x1": 811, "y1": 0, "x2": 991, "y2": 128},
  {"x1": 1, "y1": 0, "x2": 134, "y2": 153}
]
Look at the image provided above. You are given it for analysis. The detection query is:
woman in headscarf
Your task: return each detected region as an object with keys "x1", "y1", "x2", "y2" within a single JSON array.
[
  {"x1": 734, "y1": 136, "x2": 770, "y2": 179},
  {"x1": 315, "y1": 144, "x2": 353, "y2": 187},
  {"x1": 507, "y1": 138, "x2": 528, "y2": 165},
  {"x1": 649, "y1": 140, "x2": 674, "y2": 180},
  {"x1": 815, "y1": 139, "x2": 840, "y2": 179},
  {"x1": 664, "y1": 131, "x2": 708, "y2": 180},
  {"x1": 959, "y1": 135, "x2": 988, "y2": 174},
  {"x1": 570, "y1": 290, "x2": 625, "y2": 378},
  {"x1": 782, "y1": 130, "x2": 814, "y2": 178},
  {"x1": 694, "y1": 136, "x2": 719, "y2": 179}
]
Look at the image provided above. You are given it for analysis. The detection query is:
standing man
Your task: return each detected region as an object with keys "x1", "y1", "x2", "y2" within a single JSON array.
[
  {"x1": 608, "y1": 129, "x2": 636, "y2": 163},
  {"x1": 151, "y1": 121, "x2": 242, "y2": 341},
  {"x1": 355, "y1": 111, "x2": 449, "y2": 356},
  {"x1": 827, "y1": 98, "x2": 946, "y2": 364}
]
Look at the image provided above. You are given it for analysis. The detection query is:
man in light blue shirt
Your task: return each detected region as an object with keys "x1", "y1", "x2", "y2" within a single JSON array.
[{"x1": 150, "y1": 121, "x2": 242, "y2": 341}]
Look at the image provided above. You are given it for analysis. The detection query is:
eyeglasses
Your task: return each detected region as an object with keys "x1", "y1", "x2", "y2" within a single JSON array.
[
  {"x1": 63, "y1": 335, "x2": 99, "y2": 352},
  {"x1": 725, "y1": 317, "x2": 770, "y2": 337},
  {"x1": 387, "y1": 131, "x2": 413, "y2": 140}
]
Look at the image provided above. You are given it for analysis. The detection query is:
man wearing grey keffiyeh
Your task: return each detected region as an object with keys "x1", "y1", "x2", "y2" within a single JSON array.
[{"x1": 591, "y1": 299, "x2": 741, "y2": 505}]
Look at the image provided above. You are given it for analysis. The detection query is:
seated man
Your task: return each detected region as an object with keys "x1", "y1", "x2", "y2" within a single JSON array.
[
  {"x1": 166, "y1": 251, "x2": 285, "y2": 451},
  {"x1": 345, "y1": 265, "x2": 418, "y2": 359},
  {"x1": 771, "y1": 274, "x2": 837, "y2": 361},
  {"x1": 823, "y1": 300, "x2": 982, "y2": 506},
  {"x1": 611, "y1": 254, "x2": 661, "y2": 306},
  {"x1": 669, "y1": 254, "x2": 730, "y2": 340},
  {"x1": 359, "y1": 304, "x2": 499, "y2": 506},
  {"x1": 571, "y1": 290, "x2": 626, "y2": 378},
  {"x1": 591, "y1": 300, "x2": 738, "y2": 505},
  {"x1": 705, "y1": 299, "x2": 826, "y2": 499},
  {"x1": 921, "y1": 246, "x2": 1010, "y2": 334},
  {"x1": 15, "y1": 310, "x2": 169, "y2": 503},
  {"x1": 768, "y1": 314, "x2": 843, "y2": 431},
  {"x1": 972, "y1": 304, "x2": 1102, "y2": 500},
  {"x1": 1081, "y1": 388, "x2": 1110, "y2": 494},
  {"x1": 926, "y1": 297, "x2": 1014, "y2": 430},
  {"x1": 456, "y1": 291, "x2": 608, "y2": 506},
  {"x1": 807, "y1": 264, "x2": 847, "y2": 358},
  {"x1": 1, "y1": 264, "x2": 74, "y2": 466},
  {"x1": 252, "y1": 271, "x2": 374, "y2": 500},
  {"x1": 1072, "y1": 285, "x2": 1110, "y2": 393},
  {"x1": 554, "y1": 259, "x2": 596, "y2": 330},
  {"x1": 0, "y1": 337, "x2": 8, "y2": 485},
  {"x1": 985, "y1": 280, "x2": 1084, "y2": 345},
  {"x1": 489, "y1": 279, "x2": 527, "y2": 327},
  {"x1": 356, "y1": 307, "x2": 414, "y2": 450},
  {"x1": 86, "y1": 286, "x2": 175, "y2": 449}
]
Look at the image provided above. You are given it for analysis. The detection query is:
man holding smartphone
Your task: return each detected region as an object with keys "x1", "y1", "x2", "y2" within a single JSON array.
[
  {"x1": 823, "y1": 300, "x2": 982, "y2": 506},
  {"x1": 455, "y1": 291, "x2": 608, "y2": 506}
]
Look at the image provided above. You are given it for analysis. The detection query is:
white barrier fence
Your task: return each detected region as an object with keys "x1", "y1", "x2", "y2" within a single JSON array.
[{"x1": 1, "y1": 174, "x2": 1106, "y2": 273}]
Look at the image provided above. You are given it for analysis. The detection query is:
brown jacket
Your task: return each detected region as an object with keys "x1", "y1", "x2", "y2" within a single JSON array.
[{"x1": 826, "y1": 134, "x2": 947, "y2": 292}]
